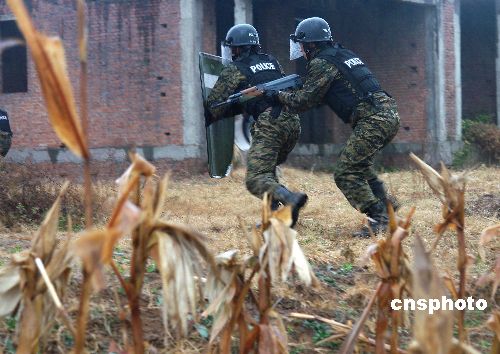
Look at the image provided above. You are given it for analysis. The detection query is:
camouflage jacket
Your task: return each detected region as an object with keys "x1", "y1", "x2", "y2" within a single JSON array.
[{"x1": 277, "y1": 47, "x2": 394, "y2": 122}]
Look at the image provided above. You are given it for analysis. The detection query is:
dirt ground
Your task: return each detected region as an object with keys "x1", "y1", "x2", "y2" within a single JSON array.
[{"x1": 0, "y1": 165, "x2": 498, "y2": 353}]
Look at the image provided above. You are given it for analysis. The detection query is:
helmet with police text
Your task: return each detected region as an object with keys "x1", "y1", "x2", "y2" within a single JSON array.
[
  {"x1": 289, "y1": 17, "x2": 332, "y2": 60},
  {"x1": 290, "y1": 17, "x2": 332, "y2": 43},
  {"x1": 223, "y1": 24, "x2": 260, "y2": 47}
]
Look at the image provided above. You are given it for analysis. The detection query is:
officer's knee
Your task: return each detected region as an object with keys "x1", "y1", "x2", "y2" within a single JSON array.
[{"x1": 245, "y1": 174, "x2": 258, "y2": 195}]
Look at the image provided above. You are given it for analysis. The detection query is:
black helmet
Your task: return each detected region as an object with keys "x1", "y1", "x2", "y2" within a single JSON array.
[
  {"x1": 223, "y1": 24, "x2": 260, "y2": 47},
  {"x1": 290, "y1": 17, "x2": 332, "y2": 43}
]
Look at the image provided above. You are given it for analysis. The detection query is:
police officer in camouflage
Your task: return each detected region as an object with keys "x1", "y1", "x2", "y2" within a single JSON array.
[
  {"x1": 277, "y1": 17, "x2": 400, "y2": 237},
  {"x1": 207, "y1": 24, "x2": 308, "y2": 227},
  {"x1": 0, "y1": 109, "x2": 12, "y2": 157}
]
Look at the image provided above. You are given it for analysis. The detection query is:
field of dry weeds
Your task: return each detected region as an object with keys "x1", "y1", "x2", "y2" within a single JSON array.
[{"x1": 0, "y1": 165, "x2": 498, "y2": 353}]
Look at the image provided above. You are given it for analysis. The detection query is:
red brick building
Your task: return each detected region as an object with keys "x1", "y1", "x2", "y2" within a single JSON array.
[{"x1": 0, "y1": 0, "x2": 496, "y2": 176}]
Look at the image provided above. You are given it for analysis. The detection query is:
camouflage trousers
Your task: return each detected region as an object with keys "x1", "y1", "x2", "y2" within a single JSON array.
[
  {"x1": 246, "y1": 110, "x2": 301, "y2": 198},
  {"x1": 0, "y1": 132, "x2": 12, "y2": 157},
  {"x1": 333, "y1": 104, "x2": 400, "y2": 213}
]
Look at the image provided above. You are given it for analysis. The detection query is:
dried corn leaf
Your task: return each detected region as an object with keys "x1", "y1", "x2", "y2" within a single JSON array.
[
  {"x1": 102, "y1": 201, "x2": 141, "y2": 263},
  {"x1": 493, "y1": 255, "x2": 500, "y2": 300},
  {"x1": 411, "y1": 234, "x2": 453, "y2": 354},
  {"x1": 261, "y1": 217, "x2": 317, "y2": 286},
  {"x1": 409, "y1": 153, "x2": 446, "y2": 204},
  {"x1": 487, "y1": 311, "x2": 500, "y2": 341},
  {"x1": 258, "y1": 324, "x2": 288, "y2": 354},
  {"x1": 131, "y1": 152, "x2": 155, "y2": 177},
  {"x1": 156, "y1": 232, "x2": 198, "y2": 336},
  {"x1": 72, "y1": 229, "x2": 117, "y2": 290},
  {"x1": 31, "y1": 182, "x2": 68, "y2": 264},
  {"x1": 479, "y1": 224, "x2": 499, "y2": 260},
  {"x1": 0, "y1": 265, "x2": 21, "y2": 317},
  {"x1": 153, "y1": 174, "x2": 170, "y2": 220},
  {"x1": 7, "y1": 0, "x2": 88, "y2": 159},
  {"x1": 152, "y1": 223, "x2": 215, "y2": 337}
]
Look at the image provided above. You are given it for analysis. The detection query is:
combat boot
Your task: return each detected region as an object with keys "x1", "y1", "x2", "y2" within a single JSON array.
[
  {"x1": 272, "y1": 186, "x2": 308, "y2": 227},
  {"x1": 369, "y1": 180, "x2": 401, "y2": 212},
  {"x1": 352, "y1": 201, "x2": 389, "y2": 238}
]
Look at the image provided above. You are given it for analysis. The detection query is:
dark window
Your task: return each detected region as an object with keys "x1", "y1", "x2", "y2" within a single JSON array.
[{"x1": 0, "y1": 20, "x2": 27, "y2": 93}]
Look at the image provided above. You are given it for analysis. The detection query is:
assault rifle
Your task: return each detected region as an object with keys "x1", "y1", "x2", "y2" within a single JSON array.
[{"x1": 211, "y1": 74, "x2": 302, "y2": 109}]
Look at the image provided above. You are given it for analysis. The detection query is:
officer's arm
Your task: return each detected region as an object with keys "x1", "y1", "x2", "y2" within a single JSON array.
[
  {"x1": 207, "y1": 65, "x2": 246, "y2": 118},
  {"x1": 277, "y1": 58, "x2": 337, "y2": 112}
]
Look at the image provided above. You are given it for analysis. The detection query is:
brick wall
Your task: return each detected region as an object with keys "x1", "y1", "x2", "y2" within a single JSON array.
[
  {"x1": 254, "y1": 0, "x2": 429, "y2": 145},
  {"x1": 0, "y1": 0, "x2": 184, "y2": 150},
  {"x1": 460, "y1": 0, "x2": 497, "y2": 120}
]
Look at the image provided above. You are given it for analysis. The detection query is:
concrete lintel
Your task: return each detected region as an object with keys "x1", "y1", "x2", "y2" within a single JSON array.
[
  {"x1": 234, "y1": 0, "x2": 253, "y2": 24},
  {"x1": 4, "y1": 145, "x2": 200, "y2": 164}
]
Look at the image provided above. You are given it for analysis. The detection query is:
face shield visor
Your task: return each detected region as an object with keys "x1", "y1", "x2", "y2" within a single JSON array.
[
  {"x1": 289, "y1": 34, "x2": 304, "y2": 61},
  {"x1": 221, "y1": 41, "x2": 233, "y2": 64}
]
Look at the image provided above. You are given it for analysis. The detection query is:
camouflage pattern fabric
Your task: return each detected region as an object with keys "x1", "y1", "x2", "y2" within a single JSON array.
[
  {"x1": 207, "y1": 64, "x2": 247, "y2": 119},
  {"x1": 0, "y1": 132, "x2": 12, "y2": 157},
  {"x1": 334, "y1": 102, "x2": 400, "y2": 212},
  {"x1": 245, "y1": 111, "x2": 300, "y2": 197},
  {"x1": 207, "y1": 61, "x2": 301, "y2": 199},
  {"x1": 277, "y1": 50, "x2": 400, "y2": 213}
]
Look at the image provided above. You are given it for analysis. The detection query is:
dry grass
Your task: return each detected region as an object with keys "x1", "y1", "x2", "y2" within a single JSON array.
[{"x1": 0, "y1": 165, "x2": 498, "y2": 353}]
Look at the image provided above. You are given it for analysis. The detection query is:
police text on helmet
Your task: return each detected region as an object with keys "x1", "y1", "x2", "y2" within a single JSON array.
[{"x1": 250, "y1": 62, "x2": 276, "y2": 74}]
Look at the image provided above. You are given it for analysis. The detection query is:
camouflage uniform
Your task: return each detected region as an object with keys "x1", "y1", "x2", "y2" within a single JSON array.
[
  {"x1": 278, "y1": 47, "x2": 400, "y2": 213},
  {"x1": 207, "y1": 63, "x2": 301, "y2": 199}
]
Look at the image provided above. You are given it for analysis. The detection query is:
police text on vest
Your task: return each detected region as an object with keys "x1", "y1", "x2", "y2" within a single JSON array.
[
  {"x1": 250, "y1": 62, "x2": 276, "y2": 73},
  {"x1": 344, "y1": 58, "x2": 364, "y2": 68}
]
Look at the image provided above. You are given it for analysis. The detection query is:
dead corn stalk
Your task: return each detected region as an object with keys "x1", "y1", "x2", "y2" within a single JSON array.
[
  {"x1": 204, "y1": 194, "x2": 319, "y2": 353},
  {"x1": 410, "y1": 153, "x2": 469, "y2": 343},
  {"x1": 0, "y1": 184, "x2": 74, "y2": 354},
  {"x1": 340, "y1": 205, "x2": 414, "y2": 354}
]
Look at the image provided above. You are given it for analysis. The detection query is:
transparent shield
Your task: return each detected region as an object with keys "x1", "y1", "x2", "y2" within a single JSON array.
[
  {"x1": 221, "y1": 43, "x2": 233, "y2": 65},
  {"x1": 290, "y1": 39, "x2": 303, "y2": 61}
]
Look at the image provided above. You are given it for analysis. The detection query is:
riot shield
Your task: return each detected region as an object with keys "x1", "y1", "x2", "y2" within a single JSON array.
[{"x1": 199, "y1": 52, "x2": 234, "y2": 178}]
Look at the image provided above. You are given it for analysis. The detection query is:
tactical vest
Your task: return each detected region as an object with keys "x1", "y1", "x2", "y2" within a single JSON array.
[
  {"x1": 232, "y1": 53, "x2": 283, "y2": 118},
  {"x1": 316, "y1": 44, "x2": 382, "y2": 123},
  {"x1": 0, "y1": 110, "x2": 12, "y2": 134}
]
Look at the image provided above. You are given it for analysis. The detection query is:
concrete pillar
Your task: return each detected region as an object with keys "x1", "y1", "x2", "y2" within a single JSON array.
[
  {"x1": 454, "y1": 0, "x2": 462, "y2": 140},
  {"x1": 425, "y1": 3, "x2": 449, "y2": 164},
  {"x1": 496, "y1": 0, "x2": 500, "y2": 126},
  {"x1": 234, "y1": 0, "x2": 253, "y2": 24},
  {"x1": 180, "y1": 0, "x2": 204, "y2": 156}
]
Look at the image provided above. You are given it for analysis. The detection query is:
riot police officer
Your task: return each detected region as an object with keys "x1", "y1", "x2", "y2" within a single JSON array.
[
  {"x1": 0, "y1": 109, "x2": 12, "y2": 157},
  {"x1": 277, "y1": 17, "x2": 400, "y2": 237},
  {"x1": 207, "y1": 24, "x2": 308, "y2": 227}
]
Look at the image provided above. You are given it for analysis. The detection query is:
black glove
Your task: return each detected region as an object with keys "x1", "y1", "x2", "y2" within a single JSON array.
[{"x1": 264, "y1": 89, "x2": 279, "y2": 98}]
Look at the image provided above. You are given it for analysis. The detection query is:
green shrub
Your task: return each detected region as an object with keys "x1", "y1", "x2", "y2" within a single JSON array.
[
  {"x1": 453, "y1": 115, "x2": 500, "y2": 167},
  {"x1": 463, "y1": 122, "x2": 500, "y2": 163}
]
